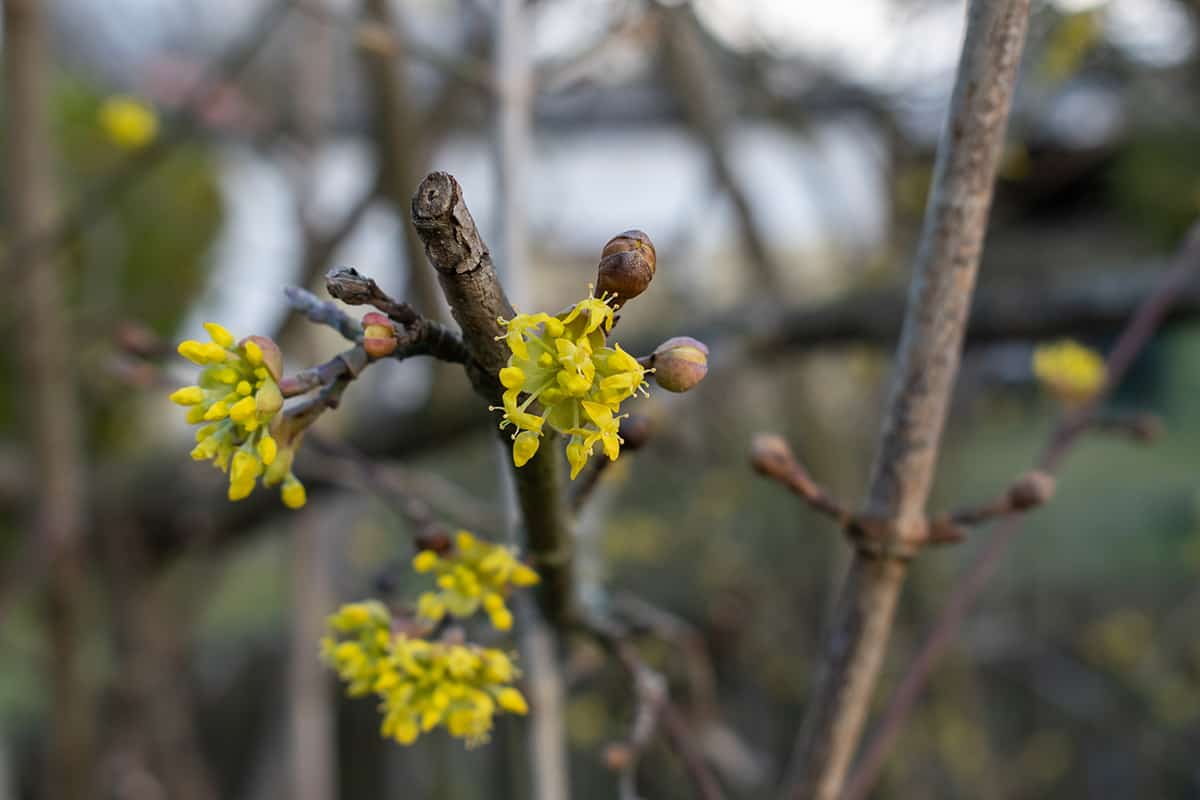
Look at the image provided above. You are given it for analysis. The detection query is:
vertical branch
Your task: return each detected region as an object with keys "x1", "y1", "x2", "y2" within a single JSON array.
[
  {"x1": 359, "y1": 0, "x2": 446, "y2": 320},
  {"x1": 3, "y1": 2, "x2": 94, "y2": 799},
  {"x1": 286, "y1": 12, "x2": 337, "y2": 800},
  {"x1": 494, "y1": 5, "x2": 570, "y2": 795},
  {"x1": 288, "y1": 509, "x2": 336, "y2": 800},
  {"x1": 494, "y1": 0, "x2": 531, "y2": 301},
  {"x1": 659, "y1": 5, "x2": 783, "y2": 295},
  {"x1": 784, "y1": 3, "x2": 1032, "y2": 798}
]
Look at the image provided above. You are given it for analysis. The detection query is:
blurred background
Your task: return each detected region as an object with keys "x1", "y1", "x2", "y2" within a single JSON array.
[{"x1": 2, "y1": 0, "x2": 1200, "y2": 797}]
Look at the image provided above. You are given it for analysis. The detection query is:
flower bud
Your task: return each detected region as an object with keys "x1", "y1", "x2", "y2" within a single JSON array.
[
  {"x1": 362, "y1": 311, "x2": 399, "y2": 358},
  {"x1": 597, "y1": 230, "x2": 656, "y2": 304},
  {"x1": 240, "y1": 335, "x2": 284, "y2": 382},
  {"x1": 649, "y1": 336, "x2": 708, "y2": 393}
]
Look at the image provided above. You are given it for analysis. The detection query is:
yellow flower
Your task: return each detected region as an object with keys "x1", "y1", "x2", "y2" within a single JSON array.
[
  {"x1": 412, "y1": 531, "x2": 539, "y2": 631},
  {"x1": 323, "y1": 602, "x2": 528, "y2": 748},
  {"x1": 1033, "y1": 340, "x2": 1106, "y2": 407},
  {"x1": 172, "y1": 325, "x2": 306, "y2": 508},
  {"x1": 493, "y1": 290, "x2": 648, "y2": 478},
  {"x1": 99, "y1": 95, "x2": 159, "y2": 150}
]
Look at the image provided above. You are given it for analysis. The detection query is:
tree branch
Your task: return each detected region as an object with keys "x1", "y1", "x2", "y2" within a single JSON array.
[
  {"x1": 843, "y1": 220, "x2": 1200, "y2": 800},
  {"x1": 409, "y1": 171, "x2": 577, "y2": 626},
  {"x1": 784, "y1": 3, "x2": 1032, "y2": 798},
  {"x1": 5, "y1": 0, "x2": 93, "y2": 796}
]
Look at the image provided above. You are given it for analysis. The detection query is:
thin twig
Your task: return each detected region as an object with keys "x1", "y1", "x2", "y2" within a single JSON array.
[
  {"x1": 843, "y1": 220, "x2": 1200, "y2": 800},
  {"x1": 283, "y1": 287, "x2": 362, "y2": 343},
  {"x1": 582, "y1": 617, "x2": 726, "y2": 800},
  {"x1": 783, "y1": 3, "x2": 1032, "y2": 798},
  {"x1": 749, "y1": 434, "x2": 851, "y2": 525},
  {"x1": 5, "y1": 0, "x2": 94, "y2": 796}
]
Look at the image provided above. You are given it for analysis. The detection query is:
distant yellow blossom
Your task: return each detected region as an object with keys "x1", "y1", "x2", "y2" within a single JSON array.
[
  {"x1": 1033, "y1": 339, "x2": 1106, "y2": 407},
  {"x1": 99, "y1": 95, "x2": 159, "y2": 150},
  {"x1": 321, "y1": 600, "x2": 528, "y2": 747},
  {"x1": 172, "y1": 324, "x2": 306, "y2": 507},
  {"x1": 413, "y1": 531, "x2": 539, "y2": 632}
]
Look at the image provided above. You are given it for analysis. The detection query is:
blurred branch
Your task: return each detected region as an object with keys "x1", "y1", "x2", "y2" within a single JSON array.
[
  {"x1": 844, "y1": 219, "x2": 1200, "y2": 800},
  {"x1": 749, "y1": 434, "x2": 852, "y2": 526},
  {"x1": 744, "y1": 266, "x2": 1200, "y2": 356},
  {"x1": 658, "y1": 4, "x2": 784, "y2": 295},
  {"x1": 302, "y1": 434, "x2": 499, "y2": 533},
  {"x1": 4, "y1": 2, "x2": 94, "y2": 798},
  {"x1": 534, "y1": 3, "x2": 645, "y2": 95},
  {"x1": 288, "y1": 507, "x2": 336, "y2": 800},
  {"x1": 583, "y1": 617, "x2": 727, "y2": 800},
  {"x1": 784, "y1": 3, "x2": 1031, "y2": 798},
  {"x1": 103, "y1": 517, "x2": 218, "y2": 800},
  {"x1": 295, "y1": 0, "x2": 494, "y2": 92},
  {"x1": 1, "y1": 0, "x2": 292, "y2": 283}
]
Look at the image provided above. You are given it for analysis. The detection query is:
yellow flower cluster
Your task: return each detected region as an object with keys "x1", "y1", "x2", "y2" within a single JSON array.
[
  {"x1": 414, "y1": 531, "x2": 540, "y2": 631},
  {"x1": 495, "y1": 291, "x2": 648, "y2": 478},
  {"x1": 321, "y1": 601, "x2": 529, "y2": 747},
  {"x1": 99, "y1": 95, "x2": 159, "y2": 150},
  {"x1": 170, "y1": 323, "x2": 306, "y2": 507},
  {"x1": 1033, "y1": 339, "x2": 1106, "y2": 407}
]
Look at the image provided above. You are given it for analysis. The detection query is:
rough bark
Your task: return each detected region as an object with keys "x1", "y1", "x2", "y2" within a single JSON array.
[
  {"x1": 410, "y1": 172, "x2": 577, "y2": 625},
  {"x1": 785, "y1": 2, "x2": 1032, "y2": 798}
]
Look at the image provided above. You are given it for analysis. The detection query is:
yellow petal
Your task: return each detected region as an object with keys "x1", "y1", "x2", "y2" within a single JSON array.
[
  {"x1": 257, "y1": 434, "x2": 278, "y2": 466},
  {"x1": 169, "y1": 386, "x2": 205, "y2": 406},
  {"x1": 203, "y1": 322, "x2": 235, "y2": 348},
  {"x1": 281, "y1": 476, "x2": 307, "y2": 509},
  {"x1": 512, "y1": 430, "x2": 540, "y2": 468},
  {"x1": 229, "y1": 395, "x2": 258, "y2": 423},
  {"x1": 243, "y1": 339, "x2": 264, "y2": 366},
  {"x1": 496, "y1": 688, "x2": 528, "y2": 715},
  {"x1": 499, "y1": 365, "x2": 525, "y2": 389},
  {"x1": 413, "y1": 551, "x2": 439, "y2": 573}
]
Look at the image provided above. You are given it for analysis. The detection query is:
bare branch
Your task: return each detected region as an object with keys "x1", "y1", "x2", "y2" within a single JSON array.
[
  {"x1": 410, "y1": 171, "x2": 578, "y2": 626},
  {"x1": 5, "y1": 0, "x2": 93, "y2": 795},
  {"x1": 749, "y1": 434, "x2": 852, "y2": 525},
  {"x1": 284, "y1": 286, "x2": 363, "y2": 343},
  {"x1": 784, "y1": 3, "x2": 1032, "y2": 798},
  {"x1": 843, "y1": 220, "x2": 1200, "y2": 800}
]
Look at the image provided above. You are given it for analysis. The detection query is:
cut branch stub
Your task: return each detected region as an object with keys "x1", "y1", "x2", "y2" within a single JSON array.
[{"x1": 411, "y1": 171, "x2": 514, "y2": 384}]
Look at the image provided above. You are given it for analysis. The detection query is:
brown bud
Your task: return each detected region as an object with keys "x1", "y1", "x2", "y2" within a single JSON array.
[
  {"x1": 597, "y1": 230, "x2": 656, "y2": 304},
  {"x1": 618, "y1": 414, "x2": 654, "y2": 451},
  {"x1": 361, "y1": 311, "x2": 398, "y2": 358},
  {"x1": 241, "y1": 335, "x2": 284, "y2": 382},
  {"x1": 749, "y1": 433, "x2": 794, "y2": 478},
  {"x1": 650, "y1": 336, "x2": 708, "y2": 393},
  {"x1": 1007, "y1": 470, "x2": 1056, "y2": 511},
  {"x1": 603, "y1": 743, "x2": 634, "y2": 772},
  {"x1": 414, "y1": 529, "x2": 452, "y2": 555}
]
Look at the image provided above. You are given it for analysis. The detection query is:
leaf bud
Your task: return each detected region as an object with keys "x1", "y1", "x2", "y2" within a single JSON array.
[{"x1": 649, "y1": 336, "x2": 708, "y2": 393}]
